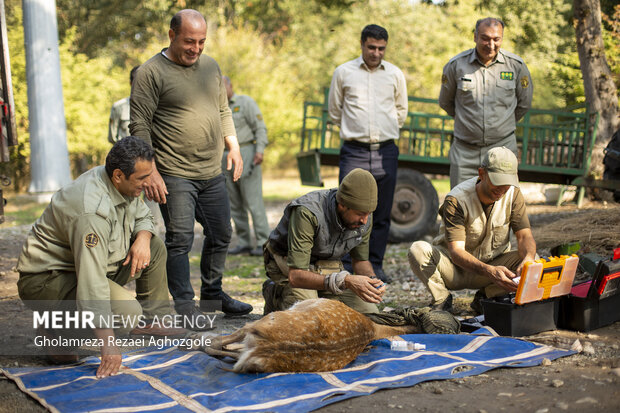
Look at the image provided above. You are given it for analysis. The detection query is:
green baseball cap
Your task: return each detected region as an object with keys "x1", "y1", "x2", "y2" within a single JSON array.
[{"x1": 482, "y1": 146, "x2": 519, "y2": 187}]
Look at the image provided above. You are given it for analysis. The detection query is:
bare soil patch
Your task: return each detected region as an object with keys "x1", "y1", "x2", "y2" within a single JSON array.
[{"x1": 0, "y1": 193, "x2": 619, "y2": 412}]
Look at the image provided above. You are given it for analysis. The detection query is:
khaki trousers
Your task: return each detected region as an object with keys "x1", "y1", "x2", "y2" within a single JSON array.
[
  {"x1": 449, "y1": 134, "x2": 517, "y2": 188},
  {"x1": 407, "y1": 240, "x2": 524, "y2": 303},
  {"x1": 263, "y1": 244, "x2": 379, "y2": 314},
  {"x1": 18, "y1": 236, "x2": 171, "y2": 334},
  {"x1": 224, "y1": 145, "x2": 270, "y2": 249}
]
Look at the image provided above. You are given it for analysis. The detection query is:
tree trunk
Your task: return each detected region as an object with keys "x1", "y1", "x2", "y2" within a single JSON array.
[{"x1": 573, "y1": 0, "x2": 620, "y2": 177}]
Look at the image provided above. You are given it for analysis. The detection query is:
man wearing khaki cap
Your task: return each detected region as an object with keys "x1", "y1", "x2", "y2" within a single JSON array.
[
  {"x1": 408, "y1": 147, "x2": 537, "y2": 314},
  {"x1": 261, "y1": 168, "x2": 385, "y2": 314}
]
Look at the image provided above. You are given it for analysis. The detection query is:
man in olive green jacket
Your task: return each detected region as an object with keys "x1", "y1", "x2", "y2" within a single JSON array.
[{"x1": 17, "y1": 137, "x2": 184, "y2": 378}]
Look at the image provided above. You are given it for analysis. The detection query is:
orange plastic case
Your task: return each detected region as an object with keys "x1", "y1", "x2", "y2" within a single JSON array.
[{"x1": 515, "y1": 255, "x2": 579, "y2": 305}]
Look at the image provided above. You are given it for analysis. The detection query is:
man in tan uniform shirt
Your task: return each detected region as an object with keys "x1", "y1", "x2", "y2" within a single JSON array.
[
  {"x1": 17, "y1": 137, "x2": 184, "y2": 377},
  {"x1": 439, "y1": 17, "x2": 533, "y2": 188},
  {"x1": 408, "y1": 147, "x2": 537, "y2": 314}
]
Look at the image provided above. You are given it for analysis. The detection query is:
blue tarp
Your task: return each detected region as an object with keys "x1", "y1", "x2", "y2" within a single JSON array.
[{"x1": 1, "y1": 330, "x2": 575, "y2": 413}]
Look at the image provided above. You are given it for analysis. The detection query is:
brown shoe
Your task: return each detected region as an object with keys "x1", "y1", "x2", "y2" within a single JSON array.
[
  {"x1": 130, "y1": 323, "x2": 188, "y2": 338},
  {"x1": 430, "y1": 293, "x2": 453, "y2": 312},
  {"x1": 36, "y1": 326, "x2": 79, "y2": 365}
]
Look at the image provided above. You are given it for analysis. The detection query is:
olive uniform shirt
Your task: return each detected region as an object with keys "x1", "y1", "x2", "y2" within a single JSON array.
[
  {"x1": 229, "y1": 94, "x2": 268, "y2": 153},
  {"x1": 286, "y1": 206, "x2": 371, "y2": 270},
  {"x1": 17, "y1": 166, "x2": 155, "y2": 319},
  {"x1": 439, "y1": 48, "x2": 533, "y2": 146},
  {"x1": 440, "y1": 185, "x2": 530, "y2": 243},
  {"x1": 108, "y1": 97, "x2": 130, "y2": 144}
]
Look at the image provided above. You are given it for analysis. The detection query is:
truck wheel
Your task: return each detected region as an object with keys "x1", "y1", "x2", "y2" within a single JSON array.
[{"x1": 388, "y1": 168, "x2": 439, "y2": 243}]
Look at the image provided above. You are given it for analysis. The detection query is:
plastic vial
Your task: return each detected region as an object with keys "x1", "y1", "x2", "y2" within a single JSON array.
[{"x1": 390, "y1": 340, "x2": 426, "y2": 351}]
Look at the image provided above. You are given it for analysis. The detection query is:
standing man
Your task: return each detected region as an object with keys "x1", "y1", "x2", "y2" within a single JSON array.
[
  {"x1": 109, "y1": 65, "x2": 164, "y2": 234},
  {"x1": 130, "y1": 9, "x2": 253, "y2": 319},
  {"x1": 262, "y1": 168, "x2": 384, "y2": 315},
  {"x1": 17, "y1": 137, "x2": 184, "y2": 377},
  {"x1": 222, "y1": 76, "x2": 270, "y2": 257},
  {"x1": 328, "y1": 24, "x2": 408, "y2": 283},
  {"x1": 439, "y1": 17, "x2": 533, "y2": 188},
  {"x1": 108, "y1": 65, "x2": 140, "y2": 144},
  {"x1": 407, "y1": 147, "x2": 537, "y2": 313}
]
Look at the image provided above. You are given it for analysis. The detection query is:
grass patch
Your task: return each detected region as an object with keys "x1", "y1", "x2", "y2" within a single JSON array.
[
  {"x1": 263, "y1": 176, "x2": 339, "y2": 202},
  {"x1": 431, "y1": 178, "x2": 450, "y2": 197},
  {"x1": 263, "y1": 170, "x2": 449, "y2": 202},
  {"x1": 3, "y1": 196, "x2": 48, "y2": 226}
]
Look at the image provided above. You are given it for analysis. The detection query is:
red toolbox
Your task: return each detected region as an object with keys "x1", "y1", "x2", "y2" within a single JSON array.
[{"x1": 559, "y1": 248, "x2": 620, "y2": 332}]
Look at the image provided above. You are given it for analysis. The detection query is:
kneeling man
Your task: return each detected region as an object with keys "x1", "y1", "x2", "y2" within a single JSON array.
[
  {"x1": 408, "y1": 147, "x2": 537, "y2": 313},
  {"x1": 262, "y1": 168, "x2": 386, "y2": 314},
  {"x1": 17, "y1": 136, "x2": 183, "y2": 377}
]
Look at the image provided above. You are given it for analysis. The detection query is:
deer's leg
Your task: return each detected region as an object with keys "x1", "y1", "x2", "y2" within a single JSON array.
[{"x1": 221, "y1": 328, "x2": 247, "y2": 346}]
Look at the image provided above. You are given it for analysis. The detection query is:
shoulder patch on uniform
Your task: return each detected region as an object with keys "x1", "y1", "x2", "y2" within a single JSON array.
[
  {"x1": 85, "y1": 233, "x2": 99, "y2": 248},
  {"x1": 500, "y1": 71, "x2": 514, "y2": 81},
  {"x1": 441, "y1": 74, "x2": 448, "y2": 84},
  {"x1": 520, "y1": 76, "x2": 530, "y2": 88},
  {"x1": 233, "y1": 106, "x2": 240, "y2": 112},
  {"x1": 256, "y1": 114, "x2": 263, "y2": 121}
]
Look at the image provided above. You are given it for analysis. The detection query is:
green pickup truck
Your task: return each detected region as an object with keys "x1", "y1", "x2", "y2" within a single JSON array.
[{"x1": 297, "y1": 89, "x2": 602, "y2": 243}]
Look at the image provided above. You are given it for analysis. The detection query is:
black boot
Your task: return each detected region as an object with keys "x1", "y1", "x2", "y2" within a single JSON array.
[
  {"x1": 262, "y1": 279, "x2": 276, "y2": 315},
  {"x1": 470, "y1": 289, "x2": 486, "y2": 315},
  {"x1": 201, "y1": 291, "x2": 253, "y2": 316}
]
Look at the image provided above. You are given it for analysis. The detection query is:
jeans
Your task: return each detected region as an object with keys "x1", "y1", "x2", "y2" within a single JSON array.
[
  {"x1": 339, "y1": 141, "x2": 399, "y2": 272},
  {"x1": 159, "y1": 173, "x2": 232, "y2": 312}
]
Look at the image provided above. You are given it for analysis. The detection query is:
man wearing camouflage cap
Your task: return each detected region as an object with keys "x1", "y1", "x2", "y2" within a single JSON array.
[
  {"x1": 408, "y1": 147, "x2": 537, "y2": 314},
  {"x1": 262, "y1": 168, "x2": 385, "y2": 314}
]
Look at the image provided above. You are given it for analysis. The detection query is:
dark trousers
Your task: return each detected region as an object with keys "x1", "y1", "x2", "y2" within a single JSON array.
[
  {"x1": 159, "y1": 173, "x2": 232, "y2": 312},
  {"x1": 339, "y1": 140, "x2": 399, "y2": 272}
]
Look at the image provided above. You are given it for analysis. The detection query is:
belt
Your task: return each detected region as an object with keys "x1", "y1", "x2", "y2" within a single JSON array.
[
  {"x1": 239, "y1": 140, "x2": 257, "y2": 147},
  {"x1": 454, "y1": 133, "x2": 515, "y2": 148},
  {"x1": 344, "y1": 139, "x2": 394, "y2": 151}
]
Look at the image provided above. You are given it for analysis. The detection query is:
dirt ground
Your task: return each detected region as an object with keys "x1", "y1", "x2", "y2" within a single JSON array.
[{"x1": 0, "y1": 188, "x2": 619, "y2": 412}]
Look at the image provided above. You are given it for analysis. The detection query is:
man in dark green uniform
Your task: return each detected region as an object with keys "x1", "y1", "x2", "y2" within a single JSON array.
[
  {"x1": 222, "y1": 76, "x2": 270, "y2": 257},
  {"x1": 17, "y1": 137, "x2": 184, "y2": 378},
  {"x1": 262, "y1": 168, "x2": 385, "y2": 315}
]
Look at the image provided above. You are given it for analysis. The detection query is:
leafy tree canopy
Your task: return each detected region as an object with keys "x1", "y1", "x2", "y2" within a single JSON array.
[{"x1": 3, "y1": 0, "x2": 619, "y2": 181}]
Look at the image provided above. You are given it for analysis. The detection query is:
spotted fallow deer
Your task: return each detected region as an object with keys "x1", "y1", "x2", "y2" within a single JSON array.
[{"x1": 200, "y1": 298, "x2": 421, "y2": 373}]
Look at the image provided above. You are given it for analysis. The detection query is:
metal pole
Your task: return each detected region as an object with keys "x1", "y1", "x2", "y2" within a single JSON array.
[{"x1": 23, "y1": 0, "x2": 71, "y2": 193}]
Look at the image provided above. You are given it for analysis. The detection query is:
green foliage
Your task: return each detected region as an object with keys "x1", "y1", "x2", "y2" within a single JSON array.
[
  {"x1": 4, "y1": 2, "x2": 134, "y2": 186},
  {"x1": 55, "y1": 0, "x2": 174, "y2": 64},
  {"x1": 477, "y1": 0, "x2": 573, "y2": 58},
  {"x1": 602, "y1": 5, "x2": 620, "y2": 93},
  {"x1": 209, "y1": 25, "x2": 303, "y2": 168},
  {"x1": 4, "y1": 0, "x2": 617, "y2": 183},
  {"x1": 59, "y1": 30, "x2": 127, "y2": 172}
]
